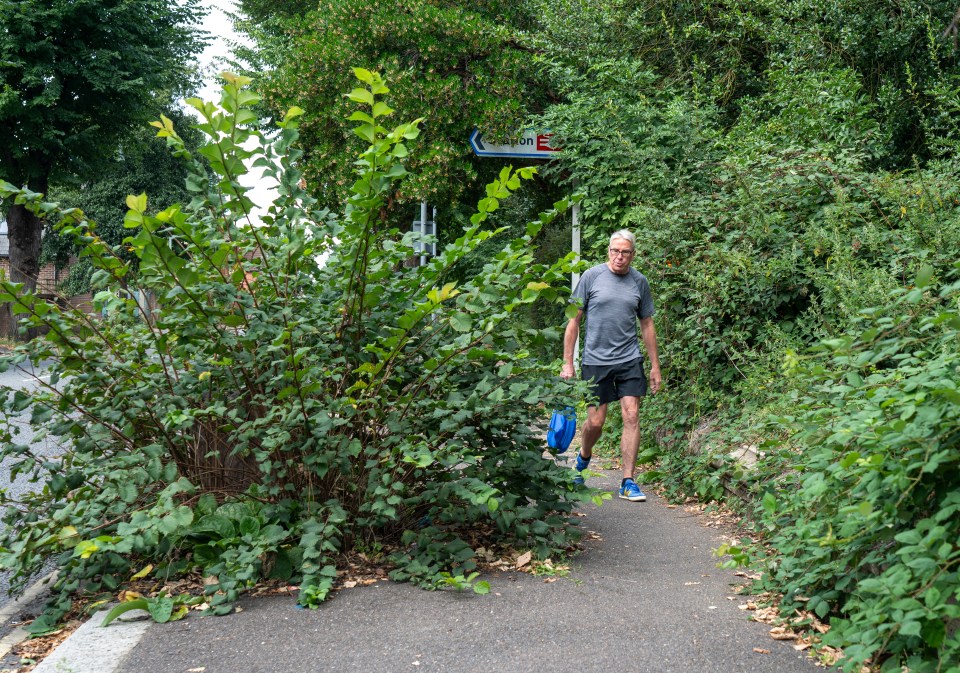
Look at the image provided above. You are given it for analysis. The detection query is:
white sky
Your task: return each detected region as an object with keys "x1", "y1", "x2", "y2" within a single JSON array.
[
  {"x1": 196, "y1": 0, "x2": 244, "y2": 103},
  {"x1": 191, "y1": 0, "x2": 276, "y2": 220}
]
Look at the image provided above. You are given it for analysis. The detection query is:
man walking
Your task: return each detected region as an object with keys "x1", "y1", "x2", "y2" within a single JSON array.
[{"x1": 560, "y1": 230, "x2": 662, "y2": 501}]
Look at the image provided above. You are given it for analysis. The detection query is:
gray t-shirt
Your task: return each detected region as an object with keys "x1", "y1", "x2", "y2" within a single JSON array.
[{"x1": 572, "y1": 263, "x2": 655, "y2": 366}]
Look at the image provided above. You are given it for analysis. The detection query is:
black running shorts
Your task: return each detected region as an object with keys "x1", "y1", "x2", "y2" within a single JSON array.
[{"x1": 581, "y1": 357, "x2": 647, "y2": 406}]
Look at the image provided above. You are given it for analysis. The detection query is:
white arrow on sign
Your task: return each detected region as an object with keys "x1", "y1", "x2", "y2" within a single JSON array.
[{"x1": 469, "y1": 129, "x2": 560, "y2": 158}]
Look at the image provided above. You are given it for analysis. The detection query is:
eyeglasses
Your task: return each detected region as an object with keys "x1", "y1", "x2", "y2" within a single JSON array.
[{"x1": 609, "y1": 248, "x2": 634, "y2": 257}]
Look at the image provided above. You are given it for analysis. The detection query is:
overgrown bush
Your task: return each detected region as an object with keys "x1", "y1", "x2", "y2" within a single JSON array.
[
  {"x1": 748, "y1": 263, "x2": 960, "y2": 672},
  {"x1": 0, "y1": 70, "x2": 587, "y2": 632}
]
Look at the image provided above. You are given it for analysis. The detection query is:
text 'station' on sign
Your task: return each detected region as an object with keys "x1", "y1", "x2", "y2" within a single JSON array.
[{"x1": 469, "y1": 129, "x2": 560, "y2": 159}]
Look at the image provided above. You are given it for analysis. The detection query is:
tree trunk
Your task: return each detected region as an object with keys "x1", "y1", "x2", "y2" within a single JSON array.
[{"x1": 2, "y1": 195, "x2": 45, "y2": 340}]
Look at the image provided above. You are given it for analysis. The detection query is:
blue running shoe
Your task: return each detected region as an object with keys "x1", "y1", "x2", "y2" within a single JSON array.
[
  {"x1": 573, "y1": 452, "x2": 591, "y2": 486},
  {"x1": 618, "y1": 478, "x2": 646, "y2": 502}
]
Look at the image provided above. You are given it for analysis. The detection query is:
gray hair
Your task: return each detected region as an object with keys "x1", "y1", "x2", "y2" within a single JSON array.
[{"x1": 609, "y1": 230, "x2": 636, "y2": 251}]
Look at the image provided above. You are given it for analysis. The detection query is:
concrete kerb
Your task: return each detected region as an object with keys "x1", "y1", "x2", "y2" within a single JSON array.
[
  {"x1": 31, "y1": 607, "x2": 152, "y2": 673},
  {"x1": 0, "y1": 571, "x2": 57, "y2": 660},
  {"x1": 0, "y1": 573, "x2": 150, "y2": 673}
]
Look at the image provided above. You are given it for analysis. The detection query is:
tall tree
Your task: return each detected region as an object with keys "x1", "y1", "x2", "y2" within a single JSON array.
[
  {"x1": 242, "y1": 0, "x2": 547, "y2": 224},
  {"x1": 0, "y1": 0, "x2": 206, "y2": 336}
]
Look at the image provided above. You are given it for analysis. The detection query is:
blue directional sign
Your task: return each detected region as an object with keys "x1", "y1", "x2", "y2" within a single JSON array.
[{"x1": 469, "y1": 129, "x2": 560, "y2": 159}]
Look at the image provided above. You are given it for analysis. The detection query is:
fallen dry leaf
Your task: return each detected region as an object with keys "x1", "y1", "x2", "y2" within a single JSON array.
[
  {"x1": 769, "y1": 626, "x2": 797, "y2": 641},
  {"x1": 544, "y1": 577, "x2": 558, "y2": 583},
  {"x1": 476, "y1": 547, "x2": 496, "y2": 562},
  {"x1": 792, "y1": 609, "x2": 831, "y2": 635},
  {"x1": 753, "y1": 607, "x2": 780, "y2": 623},
  {"x1": 753, "y1": 648, "x2": 770, "y2": 654},
  {"x1": 819, "y1": 646, "x2": 843, "y2": 666},
  {"x1": 13, "y1": 619, "x2": 82, "y2": 668},
  {"x1": 343, "y1": 580, "x2": 357, "y2": 589},
  {"x1": 515, "y1": 551, "x2": 532, "y2": 569}
]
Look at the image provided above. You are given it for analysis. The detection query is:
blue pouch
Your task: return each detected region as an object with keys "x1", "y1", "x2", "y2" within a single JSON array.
[{"x1": 547, "y1": 406, "x2": 577, "y2": 454}]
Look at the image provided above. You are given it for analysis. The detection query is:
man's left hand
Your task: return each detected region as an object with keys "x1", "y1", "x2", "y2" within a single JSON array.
[{"x1": 649, "y1": 367, "x2": 662, "y2": 394}]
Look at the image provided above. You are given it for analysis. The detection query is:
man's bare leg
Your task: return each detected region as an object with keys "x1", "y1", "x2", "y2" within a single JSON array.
[
  {"x1": 619, "y1": 395, "x2": 640, "y2": 479},
  {"x1": 578, "y1": 403, "x2": 607, "y2": 460}
]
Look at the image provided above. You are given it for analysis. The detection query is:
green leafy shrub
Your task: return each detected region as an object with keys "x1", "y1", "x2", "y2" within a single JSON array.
[
  {"x1": 42, "y1": 107, "x2": 209, "y2": 296},
  {"x1": 529, "y1": 0, "x2": 960, "y2": 451},
  {"x1": 751, "y1": 263, "x2": 960, "y2": 672},
  {"x1": 0, "y1": 70, "x2": 586, "y2": 629},
  {"x1": 538, "y1": 59, "x2": 719, "y2": 242}
]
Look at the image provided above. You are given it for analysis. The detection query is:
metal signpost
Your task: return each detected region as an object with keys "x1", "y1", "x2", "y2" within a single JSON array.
[{"x1": 412, "y1": 201, "x2": 436, "y2": 266}]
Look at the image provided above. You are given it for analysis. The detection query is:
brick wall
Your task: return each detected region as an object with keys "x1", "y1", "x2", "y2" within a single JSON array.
[{"x1": 0, "y1": 257, "x2": 82, "y2": 335}]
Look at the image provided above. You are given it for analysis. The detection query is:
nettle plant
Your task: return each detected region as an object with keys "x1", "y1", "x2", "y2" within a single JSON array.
[{"x1": 0, "y1": 70, "x2": 587, "y2": 631}]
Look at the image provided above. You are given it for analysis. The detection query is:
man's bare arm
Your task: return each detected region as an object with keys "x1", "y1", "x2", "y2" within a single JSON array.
[
  {"x1": 639, "y1": 316, "x2": 662, "y2": 393},
  {"x1": 560, "y1": 309, "x2": 583, "y2": 379}
]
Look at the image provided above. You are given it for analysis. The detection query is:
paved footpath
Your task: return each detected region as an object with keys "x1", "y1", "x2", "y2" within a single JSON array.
[{"x1": 33, "y1": 470, "x2": 830, "y2": 673}]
